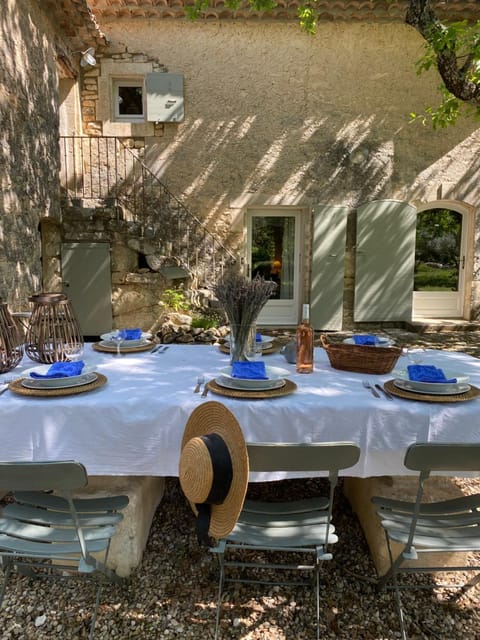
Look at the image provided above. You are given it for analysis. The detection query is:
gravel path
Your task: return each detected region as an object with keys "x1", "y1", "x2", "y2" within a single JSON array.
[{"x1": 1, "y1": 329, "x2": 479, "y2": 639}]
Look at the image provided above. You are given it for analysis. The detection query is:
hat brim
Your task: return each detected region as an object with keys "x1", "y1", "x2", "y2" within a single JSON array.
[{"x1": 180, "y1": 401, "x2": 249, "y2": 539}]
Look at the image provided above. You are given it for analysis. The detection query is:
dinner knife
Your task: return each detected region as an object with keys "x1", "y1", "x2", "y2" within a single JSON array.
[{"x1": 375, "y1": 383, "x2": 394, "y2": 401}]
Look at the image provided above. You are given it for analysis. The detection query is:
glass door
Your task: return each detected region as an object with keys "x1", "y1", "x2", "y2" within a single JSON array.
[
  {"x1": 412, "y1": 208, "x2": 466, "y2": 318},
  {"x1": 246, "y1": 209, "x2": 302, "y2": 325}
]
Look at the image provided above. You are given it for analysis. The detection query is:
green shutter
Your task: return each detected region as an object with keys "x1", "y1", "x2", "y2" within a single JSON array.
[
  {"x1": 146, "y1": 73, "x2": 184, "y2": 123},
  {"x1": 311, "y1": 204, "x2": 348, "y2": 330},
  {"x1": 354, "y1": 200, "x2": 416, "y2": 321}
]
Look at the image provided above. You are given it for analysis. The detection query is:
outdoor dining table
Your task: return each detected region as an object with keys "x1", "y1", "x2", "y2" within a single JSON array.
[{"x1": 1, "y1": 343, "x2": 480, "y2": 480}]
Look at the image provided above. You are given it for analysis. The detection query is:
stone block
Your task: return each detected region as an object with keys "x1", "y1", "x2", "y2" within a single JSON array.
[
  {"x1": 344, "y1": 476, "x2": 468, "y2": 577},
  {"x1": 76, "y1": 475, "x2": 165, "y2": 578}
]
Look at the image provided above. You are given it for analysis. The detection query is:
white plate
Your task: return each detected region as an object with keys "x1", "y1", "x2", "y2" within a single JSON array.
[
  {"x1": 100, "y1": 331, "x2": 152, "y2": 347},
  {"x1": 215, "y1": 376, "x2": 286, "y2": 392},
  {"x1": 392, "y1": 368, "x2": 469, "y2": 394},
  {"x1": 219, "y1": 365, "x2": 290, "y2": 390},
  {"x1": 22, "y1": 372, "x2": 98, "y2": 390},
  {"x1": 224, "y1": 335, "x2": 274, "y2": 349},
  {"x1": 99, "y1": 339, "x2": 151, "y2": 350},
  {"x1": 343, "y1": 336, "x2": 394, "y2": 347},
  {"x1": 393, "y1": 378, "x2": 470, "y2": 396},
  {"x1": 23, "y1": 365, "x2": 95, "y2": 388}
]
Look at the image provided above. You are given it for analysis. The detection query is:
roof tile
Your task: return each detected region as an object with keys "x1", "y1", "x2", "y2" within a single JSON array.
[{"x1": 89, "y1": 0, "x2": 480, "y2": 22}]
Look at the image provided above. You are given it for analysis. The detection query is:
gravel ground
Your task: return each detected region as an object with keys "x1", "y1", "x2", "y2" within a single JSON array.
[{"x1": 0, "y1": 329, "x2": 479, "y2": 639}]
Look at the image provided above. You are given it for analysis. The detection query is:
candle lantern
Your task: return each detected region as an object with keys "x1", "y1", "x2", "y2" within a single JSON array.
[
  {"x1": 0, "y1": 299, "x2": 24, "y2": 372},
  {"x1": 25, "y1": 293, "x2": 84, "y2": 363}
]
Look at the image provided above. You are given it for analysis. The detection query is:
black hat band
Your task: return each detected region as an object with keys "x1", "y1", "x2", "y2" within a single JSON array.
[{"x1": 195, "y1": 432, "x2": 233, "y2": 545}]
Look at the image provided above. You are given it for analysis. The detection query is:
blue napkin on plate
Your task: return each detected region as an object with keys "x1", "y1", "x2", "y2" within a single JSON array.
[
  {"x1": 407, "y1": 365, "x2": 457, "y2": 384},
  {"x1": 231, "y1": 361, "x2": 268, "y2": 380},
  {"x1": 30, "y1": 361, "x2": 85, "y2": 379},
  {"x1": 118, "y1": 328, "x2": 142, "y2": 340},
  {"x1": 255, "y1": 333, "x2": 262, "y2": 343},
  {"x1": 353, "y1": 335, "x2": 377, "y2": 346}
]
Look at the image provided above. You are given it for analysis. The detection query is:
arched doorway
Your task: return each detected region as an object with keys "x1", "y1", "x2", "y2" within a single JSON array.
[{"x1": 412, "y1": 200, "x2": 474, "y2": 319}]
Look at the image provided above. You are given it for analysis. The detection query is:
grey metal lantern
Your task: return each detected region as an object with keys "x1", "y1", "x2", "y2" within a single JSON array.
[
  {"x1": 0, "y1": 299, "x2": 24, "y2": 372},
  {"x1": 25, "y1": 293, "x2": 84, "y2": 363}
]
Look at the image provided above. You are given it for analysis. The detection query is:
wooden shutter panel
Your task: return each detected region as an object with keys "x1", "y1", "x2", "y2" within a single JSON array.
[
  {"x1": 146, "y1": 73, "x2": 184, "y2": 123},
  {"x1": 311, "y1": 204, "x2": 348, "y2": 330},
  {"x1": 354, "y1": 200, "x2": 416, "y2": 321}
]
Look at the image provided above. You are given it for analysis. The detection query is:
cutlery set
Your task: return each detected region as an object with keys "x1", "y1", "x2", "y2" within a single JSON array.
[
  {"x1": 193, "y1": 375, "x2": 209, "y2": 397},
  {"x1": 151, "y1": 345, "x2": 169, "y2": 354},
  {"x1": 362, "y1": 379, "x2": 394, "y2": 400}
]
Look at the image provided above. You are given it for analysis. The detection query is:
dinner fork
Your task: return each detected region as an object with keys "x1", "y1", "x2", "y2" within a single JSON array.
[
  {"x1": 362, "y1": 380, "x2": 380, "y2": 398},
  {"x1": 194, "y1": 375, "x2": 205, "y2": 394}
]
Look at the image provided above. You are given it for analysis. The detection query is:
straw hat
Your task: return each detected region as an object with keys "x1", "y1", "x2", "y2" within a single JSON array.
[{"x1": 179, "y1": 401, "x2": 249, "y2": 543}]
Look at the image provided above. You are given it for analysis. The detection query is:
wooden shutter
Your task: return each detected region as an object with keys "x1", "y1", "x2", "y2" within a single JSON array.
[
  {"x1": 354, "y1": 200, "x2": 416, "y2": 321},
  {"x1": 146, "y1": 73, "x2": 184, "y2": 123},
  {"x1": 311, "y1": 204, "x2": 348, "y2": 330}
]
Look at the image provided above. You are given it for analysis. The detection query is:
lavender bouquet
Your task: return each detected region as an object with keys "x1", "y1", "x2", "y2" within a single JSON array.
[{"x1": 214, "y1": 274, "x2": 277, "y2": 362}]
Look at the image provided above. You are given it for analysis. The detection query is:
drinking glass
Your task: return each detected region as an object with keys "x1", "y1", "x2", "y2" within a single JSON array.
[{"x1": 406, "y1": 347, "x2": 426, "y2": 365}]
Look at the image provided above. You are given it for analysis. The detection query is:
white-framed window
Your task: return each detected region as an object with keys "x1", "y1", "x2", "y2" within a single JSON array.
[{"x1": 112, "y1": 78, "x2": 145, "y2": 122}]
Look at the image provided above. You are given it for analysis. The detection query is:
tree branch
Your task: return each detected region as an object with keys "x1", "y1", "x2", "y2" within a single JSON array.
[{"x1": 406, "y1": 0, "x2": 480, "y2": 106}]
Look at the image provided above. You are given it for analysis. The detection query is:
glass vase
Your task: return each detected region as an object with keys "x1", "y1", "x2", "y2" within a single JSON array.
[
  {"x1": 0, "y1": 299, "x2": 24, "y2": 372},
  {"x1": 229, "y1": 323, "x2": 256, "y2": 364}
]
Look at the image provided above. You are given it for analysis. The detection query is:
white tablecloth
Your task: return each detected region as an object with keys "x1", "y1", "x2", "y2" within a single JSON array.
[{"x1": 1, "y1": 344, "x2": 479, "y2": 479}]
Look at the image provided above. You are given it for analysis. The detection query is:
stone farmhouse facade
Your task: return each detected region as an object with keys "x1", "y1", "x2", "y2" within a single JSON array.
[{"x1": 1, "y1": 0, "x2": 480, "y2": 333}]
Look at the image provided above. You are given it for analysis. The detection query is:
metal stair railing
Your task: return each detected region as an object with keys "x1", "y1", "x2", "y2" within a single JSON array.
[{"x1": 59, "y1": 136, "x2": 236, "y2": 286}]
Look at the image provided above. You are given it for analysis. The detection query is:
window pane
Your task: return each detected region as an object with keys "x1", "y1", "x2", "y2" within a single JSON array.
[
  {"x1": 414, "y1": 209, "x2": 462, "y2": 292},
  {"x1": 118, "y1": 86, "x2": 143, "y2": 116},
  {"x1": 251, "y1": 216, "x2": 295, "y2": 300}
]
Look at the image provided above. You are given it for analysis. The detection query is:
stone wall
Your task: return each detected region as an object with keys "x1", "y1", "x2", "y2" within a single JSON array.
[
  {"x1": 72, "y1": 19, "x2": 480, "y2": 326},
  {"x1": 53, "y1": 203, "x2": 192, "y2": 332},
  {"x1": 0, "y1": 0, "x2": 65, "y2": 309}
]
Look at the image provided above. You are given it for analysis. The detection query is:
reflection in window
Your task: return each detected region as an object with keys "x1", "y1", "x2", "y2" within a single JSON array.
[
  {"x1": 251, "y1": 216, "x2": 295, "y2": 300},
  {"x1": 113, "y1": 79, "x2": 144, "y2": 122},
  {"x1": 414, "y1": 209, "x2": 461, "y2": 292}
]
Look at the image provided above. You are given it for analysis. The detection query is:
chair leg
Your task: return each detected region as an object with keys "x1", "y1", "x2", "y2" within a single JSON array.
[
  {"x1": 0, "y1": 560, "x2": 12, "y2": 608},
  {"x1": 392, "y1": 570, "x2": 408, "y2": 640},
  {"x1": 88, "y1": 581, "x2": 104, "y2": 640},
  {"x1": 315, "y1": 564, "x2": 320, "y2": 640},
  {"x1": 214, "y1": 554, "x2": 226, "y2": 640}
]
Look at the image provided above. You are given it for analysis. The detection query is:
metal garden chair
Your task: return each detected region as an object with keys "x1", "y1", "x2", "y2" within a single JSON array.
[
  {"x1": 210, "y1": 441, "x2": 361, "y2": 639},
  {"x1": 372, "y1": 442, "x2": 480, "y2": 640},
  {"x1": 0, "y1": 461, "x2": 129, "y2": 638}
]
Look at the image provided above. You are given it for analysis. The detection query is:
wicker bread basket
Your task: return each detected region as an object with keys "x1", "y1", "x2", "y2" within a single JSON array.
[{"x1": 320, "y1": 334, "x2": 402, "y2": 374}]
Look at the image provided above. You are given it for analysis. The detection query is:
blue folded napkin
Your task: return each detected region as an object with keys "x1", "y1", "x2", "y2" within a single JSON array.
[
  {"x1": 231, "y1": 361, "x2": 268, "y2": 380},
  {"x1": 30, "y1": 361, "x2": 85, "y2": 379},
  {"x1": 118, "y1": 328, "x2": 142, "y2": 340},
  {"x1": 407, "y1": 365, "x2": 457, "y2": 384},
  {"x1": 255, "y1": 333, "x2": 262, "y2": 343},
  {"x1": 353, "y1": 335, "x2": 377, "y2": 346}
]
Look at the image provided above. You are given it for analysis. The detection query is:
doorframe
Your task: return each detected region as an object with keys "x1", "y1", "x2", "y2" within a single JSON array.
[
  {"x1": 245, "y1": 206, "x2": 307, "y2": 326},
  {"x1": 413, "y1": 199, "x2": 475, "y2": 320}
]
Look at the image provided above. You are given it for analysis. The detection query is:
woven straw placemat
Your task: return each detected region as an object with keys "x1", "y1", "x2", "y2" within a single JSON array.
[
  {"x1": 8, "y1": 373, "x2": 107, "y2": 398},
  {"x1": 219, "y1": 343, "x2": 280, "y2": 356},
  {"x1": 384, "y1": 380, "x2": 480, "y2": 403},
  {"x1": 206, "y1": 378, "x2": 297, "y2": 400},
  {"x1": 92, "y1": 341, "x2": 154, "y2": 354}
]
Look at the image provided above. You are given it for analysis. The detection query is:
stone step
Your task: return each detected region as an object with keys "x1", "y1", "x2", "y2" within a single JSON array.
[{"x1": 406, "y1": 319, "x2": 480, "y2": 334}]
